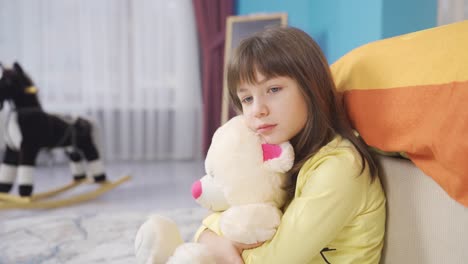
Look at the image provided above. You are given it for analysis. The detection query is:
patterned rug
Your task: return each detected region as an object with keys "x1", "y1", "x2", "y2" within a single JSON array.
[{"x1": 1, "y1": 208, "x2": 208, "y2": 264}]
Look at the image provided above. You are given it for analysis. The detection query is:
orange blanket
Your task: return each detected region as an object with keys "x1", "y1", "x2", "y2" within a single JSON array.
[{"x1": 331, "y1": 21, "x2": 468, "y2": 207}]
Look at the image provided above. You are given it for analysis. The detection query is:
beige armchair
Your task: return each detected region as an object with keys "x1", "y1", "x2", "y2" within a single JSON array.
[{"x1": 378, "y1": 155, "x2": 467, "y2": 263}]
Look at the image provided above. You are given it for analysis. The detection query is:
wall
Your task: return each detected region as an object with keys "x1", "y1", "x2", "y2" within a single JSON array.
[
  {"x1": 382, "y1": 0, "x2": 437, "y2": 39},
  {"x1": 236, "y1": 0, "x2": 436, "y2": 64}
]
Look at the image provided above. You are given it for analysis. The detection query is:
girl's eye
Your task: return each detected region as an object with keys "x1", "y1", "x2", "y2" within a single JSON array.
[
  {"x1": 269, "y1": 87, "x2": 281, "y2": 93},
  {"x1": 241, "y1": 96, "x2": 253, "y2": 104}
]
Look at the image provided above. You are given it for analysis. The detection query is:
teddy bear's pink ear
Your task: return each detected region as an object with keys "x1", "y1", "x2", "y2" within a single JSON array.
[
  {"x1": 261, "y1": 142, "x2": 294, "y2": 173},
  {"x1": 262, "y1": 144, "x2": 282, "y2": 161}
]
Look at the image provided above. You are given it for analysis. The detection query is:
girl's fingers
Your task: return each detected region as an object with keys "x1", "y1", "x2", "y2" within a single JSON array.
[{"x1": 234, "y1": 241, "x2": 264, "y2": 250}]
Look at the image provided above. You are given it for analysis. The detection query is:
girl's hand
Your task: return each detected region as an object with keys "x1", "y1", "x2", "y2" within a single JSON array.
[
  {"x1": 232, "y1": 240, "x2": 264, "y2": 252},
  {"x1": 198, "y1": 230, "x2": 264, "y2": 264},
  {"x1": 198, "y1": 230, "x2": 243, "y2": 264}
]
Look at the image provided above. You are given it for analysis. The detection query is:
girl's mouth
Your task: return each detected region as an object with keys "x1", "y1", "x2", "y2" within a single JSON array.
[{"x1": 257, "y1": 124, "x2": 277, "y2": 133}]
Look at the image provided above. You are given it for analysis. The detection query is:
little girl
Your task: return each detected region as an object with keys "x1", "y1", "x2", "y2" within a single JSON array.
[{"x1": 195, "y1": 27, "x2": 386, "y2": 264}]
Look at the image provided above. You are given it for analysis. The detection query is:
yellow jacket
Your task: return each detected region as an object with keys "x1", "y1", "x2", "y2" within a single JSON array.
[{"x1": 195, "y1": 135, "x2": 386, "y2": 263}]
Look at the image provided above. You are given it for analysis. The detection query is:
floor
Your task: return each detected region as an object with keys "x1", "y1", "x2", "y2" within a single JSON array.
[{"x1": 1, "y1": 160, "x2": 208, "y2": 263}]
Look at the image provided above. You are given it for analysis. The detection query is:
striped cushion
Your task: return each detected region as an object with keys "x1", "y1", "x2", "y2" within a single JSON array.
[{"x1": 331, "y1": 21, "x2": 468, "y2": 207}]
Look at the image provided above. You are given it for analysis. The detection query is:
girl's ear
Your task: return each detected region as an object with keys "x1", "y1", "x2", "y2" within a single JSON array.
[{"x1": 262, "y1": 142, "x2": 295, "y2": 173}]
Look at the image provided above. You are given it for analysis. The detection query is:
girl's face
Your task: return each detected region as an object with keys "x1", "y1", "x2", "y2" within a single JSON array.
[{"x1": 237, "y1": 71, "x2": 308, "y2": 144}]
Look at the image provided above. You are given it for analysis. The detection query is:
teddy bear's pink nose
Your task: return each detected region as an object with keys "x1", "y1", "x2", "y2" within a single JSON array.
[{"x1": 191, "y1": 180, "x2": 202, "y2": 199}]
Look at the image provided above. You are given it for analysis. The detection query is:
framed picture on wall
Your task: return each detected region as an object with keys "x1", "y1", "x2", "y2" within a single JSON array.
[{"x1": 221, "y1": 13, "x2": 288, "y2": 124}]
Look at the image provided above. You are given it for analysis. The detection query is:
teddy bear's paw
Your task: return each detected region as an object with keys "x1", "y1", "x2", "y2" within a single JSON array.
[
  {"x1": 135, "y1": 214, "x2": 184, "y2": 264},
  {"x1": 220, "y1": 204, "x2": 282, "y2": 244},
  {"x1": 167, "y1": 243, "x2": 216, "y2": 264}
]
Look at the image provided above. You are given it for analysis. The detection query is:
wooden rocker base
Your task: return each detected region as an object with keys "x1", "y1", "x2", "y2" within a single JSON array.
[
  {"x1": 0, "y1": 175, "x2": 131, "y2": 210},
  {"x1": 0, "y1": 179, "x2": 88, "y2": 203}
]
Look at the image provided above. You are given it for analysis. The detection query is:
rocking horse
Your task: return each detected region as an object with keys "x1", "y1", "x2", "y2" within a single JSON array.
[{"x1": 0, "y1": 62, "x2": 130, "y2": 209}]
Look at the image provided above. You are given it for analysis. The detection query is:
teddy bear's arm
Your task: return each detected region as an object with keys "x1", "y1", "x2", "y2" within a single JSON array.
[{"x1": 219, "y1": 203, "x2": 282, "y2": 244}]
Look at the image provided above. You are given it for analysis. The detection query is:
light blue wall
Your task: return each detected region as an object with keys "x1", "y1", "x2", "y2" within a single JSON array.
[
  {"x1": 382, "y1": 0, "x2": 437, "y2": 39},
  {"x1": 236, "y1": 0, "x2": 436, "y2": 64},
  {"x1": 327, "y1": 0, "x2": 383, "y2": 64}
]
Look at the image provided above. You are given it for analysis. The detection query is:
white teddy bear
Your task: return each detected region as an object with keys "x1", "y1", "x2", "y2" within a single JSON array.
[{"x1": 135, "y1": 115, "x2": 294, "y2": 264}]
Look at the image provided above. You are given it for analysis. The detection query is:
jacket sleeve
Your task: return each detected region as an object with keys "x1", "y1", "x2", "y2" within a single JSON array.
[
  {"x1": 193, "y1": 212, "x2": 222, "y2": 242},
  {"x1": 195, "y1": 152, "x2": 368, "y2": 264}
]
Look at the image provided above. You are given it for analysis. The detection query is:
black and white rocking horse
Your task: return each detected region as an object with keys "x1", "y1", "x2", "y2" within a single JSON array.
[{"x1": 0, "y1": 62, "x2": 130, "y2": 209}]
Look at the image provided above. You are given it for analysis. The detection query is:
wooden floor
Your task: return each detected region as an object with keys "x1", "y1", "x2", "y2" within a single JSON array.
[{"x1": 2, "y1": 160, "x2": 205, "y2": 218}]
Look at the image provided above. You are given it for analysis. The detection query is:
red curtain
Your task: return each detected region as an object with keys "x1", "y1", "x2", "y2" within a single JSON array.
[{"x1": 192, "y1": 0, "x2": 234, "y2": 155}]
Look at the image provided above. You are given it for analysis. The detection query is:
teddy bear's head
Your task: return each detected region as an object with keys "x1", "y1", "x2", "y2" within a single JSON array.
[{"x1": 191, "y1": 115, "x2": 294, "y2": 211}]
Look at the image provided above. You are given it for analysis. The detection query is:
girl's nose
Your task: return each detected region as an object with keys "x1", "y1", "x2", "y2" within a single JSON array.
[{"x1": 253, "y1": 100, "x2": 269, "y2": 118}]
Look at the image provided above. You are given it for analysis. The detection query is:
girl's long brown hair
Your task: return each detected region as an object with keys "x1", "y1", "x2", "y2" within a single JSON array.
[{"x1": 227, "y1": 27, "x2": 377, "y2": 199}]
